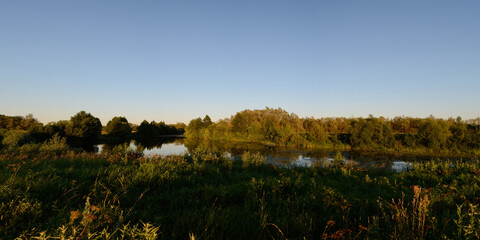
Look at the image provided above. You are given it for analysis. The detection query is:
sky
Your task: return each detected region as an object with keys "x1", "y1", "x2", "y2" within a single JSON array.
[{"x1": 1, "y1": 1, "x2": 479, "y2": 125}]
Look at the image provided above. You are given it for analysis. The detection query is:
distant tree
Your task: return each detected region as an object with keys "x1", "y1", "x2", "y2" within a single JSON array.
[
  {"x1": 137, "y1": 120, "x2": 154, "y2": 138},
  {"x1": 262, "y1": 116, "x2": 278, "y2": 142},
  {"x1": 174, "y1": 123, "x2": 186, "y2": 134},
  {"x1": 0, "y1": 114, "x2": 41, "y2": 130},
  {"x1": 404, "y1": 133, "x2": 417, "y2": 148},
  {"x1": 129, "y1": 123, "x2": 139, "y2": 133},
  {"x1": 186, "y1": 118, "x2": 204, "y2": 137},
  {"x1": 67, "y1": 111, "x2": 102, "y2": 146},
  {"x1": 231, "y1": 113, "x2": 247, "y2": 134},
  {"x1": 417, "y1": 118, "x2": 450, "y2": 150},
  {"x1": 21, "y1": 114, "x2": 41, "y2": 130},
  {"x1": 448, "y1": 117, "x2": 467, "y2": 151},
  {"x1": 247, "y1": 121, "x2": 263, "y2": 141},
  {"x1": 350, "y1": 117, "x2": 394, "y2": 149},
  {"x1": 303, "y1": 118, "x2": 328, "y2": 144},
  {"x1": 105, "y1": 117, "x2": 132, "y2": 140},
  {"x1": 203, "y1": 115, "x2": 213, "y2": 128}
]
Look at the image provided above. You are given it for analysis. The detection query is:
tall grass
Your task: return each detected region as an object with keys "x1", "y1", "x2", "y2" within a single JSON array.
[{"x1": 1, "y1": 151, "x2": 479, "y2": 239}]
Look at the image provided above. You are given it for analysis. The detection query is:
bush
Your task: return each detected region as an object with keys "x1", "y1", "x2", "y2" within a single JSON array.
[
  {"x1": 18, "y1": 143, "x2": 40, "y2": 153},
  {"x1": 332, "y1": 151, "x2": 345, "y2": 165},
  {"x1": 241, "y1": 151, "x2": 266, "y2": 168},
  {"x1": 1, "y1": 130, "x2": 31, "y2": 150},
  {"x1": 39, "y1": 134, "x2": 69, "y2": 153},
  {"x1": 103, "y1": 142, "x2": 144, "y2": 164},
  {"x1": 191, "y1": 147, "x2": 233, "y2": 170}
]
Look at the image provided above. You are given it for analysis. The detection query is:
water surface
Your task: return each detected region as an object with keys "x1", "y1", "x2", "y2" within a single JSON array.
[{"x1": 96, "y1": 137, "x2": 474, "y2": 172}]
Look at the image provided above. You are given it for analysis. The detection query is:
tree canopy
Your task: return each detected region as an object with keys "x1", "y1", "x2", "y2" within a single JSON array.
[
  {"x1": 184, "y1": 107, "x2": 480, "y2": 153},
  {"x1": 105, "y1": 116, "x2": 132, "y2": 140},
  {"x1": 67, "y1": 111, "x2": 102, "y2": 146}
]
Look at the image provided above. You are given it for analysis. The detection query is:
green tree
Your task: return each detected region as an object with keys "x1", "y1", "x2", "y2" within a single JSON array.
[
  {"x1": 203, "y1": 115, "x2": 213, "y2": 128},
  {"x1": 137, "y1": 120, "x2": 154, "y2": 138},
  {"x1": 304, "y1": 118, "x2": 328, "y2": 144},
  {"x1": 417, "y1": 118, "x2": 450, "y2": 150},
  {"x1": 448, "y1": 117, "x2": 467, "y2": 151},
  {"x1": 231, "y1": 112, "x2": 248, "y2": 135},
  {"x1": 350, "y1": 117, "x2": 394, "y2": 149},
  {"x1": 186, "y1": 118, "x2": 204, "y2": 137},
  {"x1": 105, "y1": 117, "x2": 132, "y2": 140},
  {"x1": 262, "y1": 116, "x2": 278, "y2": 142},
  {"x1": 67, "y1": 111, "x2": 102, "y2": 146},
  {"x1": 247, "y1": 121, "x2": 263, "y2": 141}
]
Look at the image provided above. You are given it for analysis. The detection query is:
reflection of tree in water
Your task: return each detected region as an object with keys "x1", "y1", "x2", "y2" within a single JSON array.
[
  {"x1": 134, "y1": 137, "x2": 184, "y2": 150},
  {"x1": 184, "y1": 138, "x2": 305, "y2": 159},
  {"x1": 98, "y1": 138, "x2": 185, "y2": 153}
]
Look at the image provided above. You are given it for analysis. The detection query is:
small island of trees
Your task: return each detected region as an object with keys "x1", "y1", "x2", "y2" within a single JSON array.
[{"x1": 186, "y1": 107, "x2": 480, "y2": 155}]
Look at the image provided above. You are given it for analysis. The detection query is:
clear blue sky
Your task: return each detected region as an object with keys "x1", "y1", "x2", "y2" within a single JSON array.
[{"x1": 1, "y1": 1, "x2": 479, "y2": 125}]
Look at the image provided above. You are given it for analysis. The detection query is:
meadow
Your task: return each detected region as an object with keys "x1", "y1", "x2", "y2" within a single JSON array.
[{"x1": 1, "y1": 148, "x2": 479, "y2": 239}]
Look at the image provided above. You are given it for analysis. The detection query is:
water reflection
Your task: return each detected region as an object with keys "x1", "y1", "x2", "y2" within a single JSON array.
[
  {"x1": 98, "y1": 137, "x2": 187, "y2": 156},
  {"x1": 95, "y1": 138, "x2": 474, "y2": 172}
]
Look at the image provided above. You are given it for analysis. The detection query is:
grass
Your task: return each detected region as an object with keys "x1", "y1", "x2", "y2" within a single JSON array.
[{"x1": 1, "y1": 150, "x2": 480, "y2": 239}]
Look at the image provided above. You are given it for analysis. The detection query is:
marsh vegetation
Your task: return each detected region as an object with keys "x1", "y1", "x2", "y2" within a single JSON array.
[{"x1": 1, "y1": 150, "x2": 480, "y2": 239}]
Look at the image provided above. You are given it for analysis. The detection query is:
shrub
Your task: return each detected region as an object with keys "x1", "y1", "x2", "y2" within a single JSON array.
[
  {"x1": 18, "y1": 143, "x2": 40, "y2": 153},
  {"x1": 39, "y1": 134, "x2": 69, "y2": 153},
  {"x1": 191, "y1": 147, "x2": 233, "y2": 170},
  {"x1": 332, "y1": 151, "x2": 345, "y2": 165},
  {"x1": 241, "y1": 151, "x2": 266, "y2": 168},
  {"x1": 1, "y1": 130, "x2": 31, "y2": 150},
  {"x1": 103, "y1": 142, "x2": 144, "y2": 164}
]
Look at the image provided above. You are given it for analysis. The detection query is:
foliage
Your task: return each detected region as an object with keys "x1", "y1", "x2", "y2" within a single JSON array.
[
  {"x1": 102, "y1": 142, "x2": 144, "y2": 164},
  {"x1": 0, "y1": 114, "x2": 41, "y2": 131},
  {"x1": 2, "y1": 109, "x2": 480, "y2": 154},
  {"x1": 136, "y1": 120, "x2": 183, "y2": 138},
  {"x1": 105, "y1": 116, "x2": 132, "y2": 140},
  {"x1": 0, "y1": 197, "x2": 42, "y2": 236},
  {"x1": 1, "y1": 130, "x2": 31, "y2": 150},
  {"x1": 67, "y1": 111, "x2": 102, "y2": 146},
  {"x1": 332, "y1": 151, "x2": 345, "y2": 165},
  {"x1": 417, "y1": 118, "x2": 450, "y2": 150},
  {"x1": 185, "y1": 108, "x2": 480, "y2": 154},
  {"x1": 378, "y1": 186, "x2": 434, "y2": 239},
  {"x1": 39, "y1": 134, "x2": 69, "y2": 153},
  {"x1": 241, "y1": 151, "x2": 266, "y2": 168},
  {"x1": 455, "y1": 203, "x2": 480, "y2": 239},
  {"x1": 1, "y1": 151, "x2": 480, "y2": 239},
  {"x1": 350, "y1": 117, "x2": 394, "y2": 149}
]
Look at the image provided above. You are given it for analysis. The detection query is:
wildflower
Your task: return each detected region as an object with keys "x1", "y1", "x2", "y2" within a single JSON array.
[{"x1": 70, "y1": 210, "x2": 82, "y2": 222}]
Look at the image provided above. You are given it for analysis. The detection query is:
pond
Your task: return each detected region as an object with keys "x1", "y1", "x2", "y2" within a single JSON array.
[{"x1": 96, "y1": 137, "x2": 475, "y2": 172}]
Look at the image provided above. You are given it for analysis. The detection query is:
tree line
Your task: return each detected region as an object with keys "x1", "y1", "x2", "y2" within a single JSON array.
[
  {"x1": 186, "y1": 108, "x2": 480, "y2": 154},
  {"x1": 0, "y1": 111, "x2": 184, "y2": 151}
]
